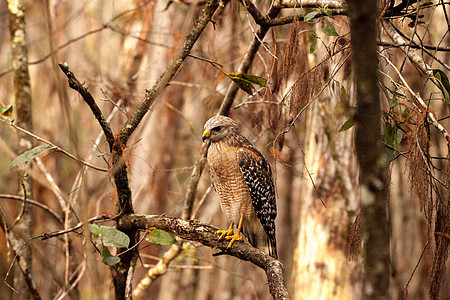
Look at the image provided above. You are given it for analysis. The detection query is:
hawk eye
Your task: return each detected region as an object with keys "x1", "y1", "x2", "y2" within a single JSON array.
[{"x1": 212, "y1": 126, "x2": 222, "y2": 132}]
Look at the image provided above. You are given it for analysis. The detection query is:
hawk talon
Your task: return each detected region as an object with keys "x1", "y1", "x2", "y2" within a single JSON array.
[
  {"x1": 217, "y1": 228, "x2": 233, "y2": 240},
  {"x1": 217, "y1": 222, "x2": 234, "y2": 240},
  {"x1": 225, "y1": 232, "x2": 242, "y2": 248}
]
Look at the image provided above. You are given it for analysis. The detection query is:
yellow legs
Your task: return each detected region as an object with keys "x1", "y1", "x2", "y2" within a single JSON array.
[{"x1": 217, "y1": 215, "x2": 244, "y2": 248}]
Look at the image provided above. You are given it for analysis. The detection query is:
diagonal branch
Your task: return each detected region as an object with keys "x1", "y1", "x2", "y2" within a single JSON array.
[
  {"x1": 58, "y1": 63, "x2": 115, "y2": 150},
  {"x1": 219, "y1": 3, "x2": 281, "y2": 114},
  {"x1": 381, "y1": 20, "x2": 433, "y2": 77},
  {"x1": 118, "y1": 0, "x2": 222, "y2": 145},
  {"x1": 380, "y1": 53, "x2": 450, "y2": 144}
]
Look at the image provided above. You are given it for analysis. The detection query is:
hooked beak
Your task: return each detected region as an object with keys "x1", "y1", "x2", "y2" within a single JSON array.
[{"x1": 202, "y1": 129, "x2": 210, "y2": 142}]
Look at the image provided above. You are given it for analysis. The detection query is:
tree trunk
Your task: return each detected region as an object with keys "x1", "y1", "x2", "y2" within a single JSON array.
[
  {"x1": 293, "y1": 16, "x2": 362, "y2": 299},
  {"x1": 347, "y1": 0, "x2": 390, "y2": 298},
  {"x1": 6, "y1": 0, "x2": 34, "y2": 298}
]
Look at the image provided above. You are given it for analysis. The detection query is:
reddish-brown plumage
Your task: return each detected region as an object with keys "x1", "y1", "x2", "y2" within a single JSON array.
[{"x1": 203, "y1": 116, "x2": 278, "y2": 258}]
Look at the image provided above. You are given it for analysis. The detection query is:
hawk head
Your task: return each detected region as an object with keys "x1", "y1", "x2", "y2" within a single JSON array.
[{"x1": 202, "y1": 115, "x2": 239, "y2": 143}]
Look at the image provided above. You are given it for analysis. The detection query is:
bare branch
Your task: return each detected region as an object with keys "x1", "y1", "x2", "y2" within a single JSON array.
[
  {"x1": 118, "y1": 0, "x2": 222, "y2": 145},
  {"x1": 379, "y1": 41, "x2": 450, "y2": 52},
  {"x1": 276, "y1": 0, "x2": 345, "y2": 9},
  {"x1": 133, "y1": 244, "x2": 182, "y2": 299},
  {"x1": 381, "y1": 20, "x2": 433, "y2": 77},
  {"x1": 39, "y1": 214, "x2": 116, "y2": 240},
  {"x1": 241, "y1": 0, "x2": 346, "y2": 27},
  {"x1": 385, "y1": 24, "x2": 450, "y2": 72},
  {"x1": 219, "y1": 3, "x2": 281, "y2": 114},
  {"x1": 0, "y1": 194, "x2": 63, "y2": 224},
  {"x1": 58, "y1": 63, "x2": 115, "y2": 151}
]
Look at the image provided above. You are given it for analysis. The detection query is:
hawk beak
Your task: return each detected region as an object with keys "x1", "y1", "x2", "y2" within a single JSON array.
[{"x1": 202, "y1": 130, "x2": 210, "y2": 142}]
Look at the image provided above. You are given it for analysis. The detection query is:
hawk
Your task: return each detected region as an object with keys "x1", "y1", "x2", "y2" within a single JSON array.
[{"x1": 202, "y1": 116, "x2": 278, "y2": 258}]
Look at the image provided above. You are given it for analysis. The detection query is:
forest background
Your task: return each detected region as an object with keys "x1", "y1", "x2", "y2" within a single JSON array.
[{"x1": 0, "y1": 0, "x2": 449, "y2": 299}]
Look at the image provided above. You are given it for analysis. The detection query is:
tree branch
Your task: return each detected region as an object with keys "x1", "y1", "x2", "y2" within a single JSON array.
[
  {"x1": 379, "y1": 41, "x2": 450, "y2": 52},
  {"x1": 0, "y1": 118, "x2": 108, "y2": 172},
  {"x1": 275, "y1": 0, "x2": 345, "y2": 9},
  {"x1": 119, "y1": 214, "x2": 290, "y2": 299},
  {"x1": 0, "y1": 194, "x2": 63, "y2": 224},
  {"x1": 118, "y1": 0, "x2": 221, "y2": 145},
  {"x1": 241, "y1": 0, "x2": 346, "y2": 27},
  {"x1": 219, "y1": 2, "x2": 281, "y2": 114},
  {"x1": 380, "y1": 53, "x2": 450, "y2": 144},
  {"x1": 58, "y1": 63, "x2": 115, "y2": 151}
]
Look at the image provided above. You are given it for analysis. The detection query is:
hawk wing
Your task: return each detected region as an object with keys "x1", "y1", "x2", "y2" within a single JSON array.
[{"x1": 237, "y1": 145, "x2": 277, "y2": 258}]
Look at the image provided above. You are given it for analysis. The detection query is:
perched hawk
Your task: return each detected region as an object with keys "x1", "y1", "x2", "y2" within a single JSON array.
[{"x1": 202, "y1": 116, "x2": 278, "y2": 258}]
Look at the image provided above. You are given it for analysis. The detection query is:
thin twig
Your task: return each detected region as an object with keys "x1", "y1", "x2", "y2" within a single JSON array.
[
  {"x1": 40, "y1": 214, "x2": 116, "y2": 240},
  {"x1": 243, "y1": 0, "x2": 278, "y2": 59},
  {"x1": 54, "y1": 260, "x2": 86, "y2": 300},
  {"x1": 100, "y1": 89, "x2": 129, "y2": 117},
  {"x1": 398, "y1": 241, "x2": 429, "y2": 299},
  {"x1": 302, "y1": 151, "x2": 326, "y2": 208},
  {"x1": 3, "y1": 233, "x2": 42, "y2": 300},
  {"x1": 0, "y1": 194, "x2": 63, "y2": 224},
  {"x1": 13, "y1": 182, "x2": 27, "y2": 225},
  {"x1": 389, "y1": 24, "x2": 450, "y2": 72},
  {"x1": 191, "y1": 186, "x2": 213, "y2": 218},
  {"x1": 380, "y1": 53, "x2": 450, "y2": 144},
  {"x1": 1, "y1": 119, "x2": 108, "y2": 172},
  {"x1": 34, "y1": 157, "x2": 69, "y2": 213},
  {"x1": 379, "y1": 41, "x2": 450, "y2": 52}
]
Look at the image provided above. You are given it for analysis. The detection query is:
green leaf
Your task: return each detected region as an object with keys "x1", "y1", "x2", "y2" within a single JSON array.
[
  {"x1": 226, "y1": 73, "x2": 267, "y2": 95},
  {"x1": 338, "y1": 119, "x2": 355, "y2": 132},
  {"x1": 433, "y1": 69, "x2": 450, "y2": 103},
  {"x1": 238, "y1": 74, "x2": 267, "y2": 87},
  {"x1": 384, "y1": 122, "x2": 402, "y2": 151},
  {"x1": 304, "y1": 11, "x2": 320, "y2": 22},
  {"x1": 146, "y1": 229, "x2": 179, "y2": 246},
  {"x1": 10, "y1": 145, "x2": 56, "y2": 169},
  {"x1": 322, "y1": 20, "x2": 338, "y2": 36},
  {"x1": 309, "y1": 38, "x2": 317, "y2": 54},
  {"x1": 384, "y1": 122, "x2": 394, "y2": 144},
  {"x1": 231, "y1": 78, "x2": 254, "y2": 94},
  {"x1": 101, "y1": 247, "x2": 121, "y2": 266},
  {"x1": 0, "y1": 104, "x2": 13, "y2": 116},
  {"x1": 89, "y1": 225, "x2": 130, "y2": 248},
  {"x1": 389, "y1": 95, "x2": 399, "y2": 108},
  {"x1": 396, "y1": 129, "x2": 403, "y2": 146},
  {"x1": 89, "y1": 224, "x2": 101, "y2": 235}
]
